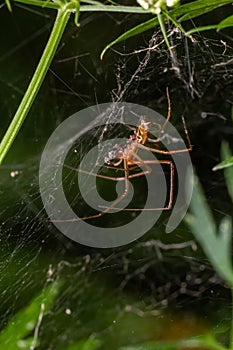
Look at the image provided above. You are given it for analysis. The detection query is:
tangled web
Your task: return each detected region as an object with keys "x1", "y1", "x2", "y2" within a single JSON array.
[{"x1": 0, "y1": 8, "x2": 233, "y2": 348}]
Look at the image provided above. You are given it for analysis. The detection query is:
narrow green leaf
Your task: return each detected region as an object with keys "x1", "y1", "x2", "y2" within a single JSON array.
[
  {"x1": 165, "y1": 11, "x2": 188, "y2": 36},
  {"x1": 14, "y1": 0, "x2": 59, "y2": 9},
  {"x1": 221, "y1": 142, "x2": 233, "y2": 202},
  {"x1": 219, "y1": 216, "x2": 232, "y2": 257},
  {"x1": 213, "y1": 157, "x2": 233, "y2": 171},
  {"x1": 186, "y1": 14, "x2": 233, "y2": 39},
  {"x1": 14, "y1": 0, "x2": 151, "y2": 12},
  {"x1": 186, "y1": 176, "x2": 233, "y2": 288},
  {"x1": 178, "y1": 6, "x2": 222, "y2": 22},
  {"x1": 101, "y1": 17, "x2": 158, "y2": 59},
  {"x1": 217, "y1": 15, "x2": 233, "y2": 30},
  {"x1": 106, "y1": 0, "x2": 118, "y2": 4},
  {"x1": 0, "y1": 8, "x2": 71, "y2": 165},
  {"x1": 80, "y1": 4, "x2": 151, "y2": 13},
  {"x1": 174, "y1": 0, "x2": 233, "y2": 20},
  {"x1": 5, "y1": 0, "x2": 12, "y2": 11},
  {"x1": 157, "y1": 13, "x2": 171, "y2": 50},
  {"x1": 186, "y1": 24, "x2": 218, "y2": 35},
  {"x1": 101, "y1": 0, "x2": 233, "y2": 57},
  {"x1": 81, "y1": 0, "x2": 105, "y2": 5}
]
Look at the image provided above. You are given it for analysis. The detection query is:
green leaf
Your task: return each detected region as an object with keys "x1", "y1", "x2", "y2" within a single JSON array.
[
  {"x1": 174, "y1": 0, "x2": 233, "y2": 21},
  {"x1": 101, "y1": 0, "x2": 233, "y2": 57},
  {"x1": 185, "y1": 175, "x2": 233, "y2": 288},
  {"x1": 186, "y1": 24, "x2": 218, "y2": 35},
  {"x1": 221, "y1": 142, "x2": 233, "y2": 202},
  {"x1": 219, "y1": 216, "x2": 232, "y2": 258},
  {"x1": 81, "y1": 0, "x2": 106, "y2": 5},
  {"x1": 101, "y1": 17, "x2": 158, "y2": 59},
  {"x1": 78, "y1": 4, "x2": 150, "y2": 13},
  {"x1": 14, "y1": 0, "x2": 59, "y2": 10},
  {"x1": 5, "y1": 0, "x2": 12, "y2": 11},
  {"x1": 187, "y1": 15, "x2": 233, "y2": 36},
  {"x1": 178, "y1": 5, "x2": 222, "y2": 22},
  {"x1": 0, "y1": 8, "x2": 71, "y2": 165},
  {"x1": 165, "y1": 11, "x2": 188, "y2": 36},
  {"x1": 213, "y1": 141, "x2": 233, "y2": 202},
  {"x1": 157, "y1": 13, "x2": 170, "y2": 50},
  {"x1": 217, "y1": 15, "x2": 233, "y2": 30},
  {"x1": 0, "y1": 283, "x2": 59, "y2": 350},
  {"x1": 212, "y1": 157, "x2": 233, "y2": 171}
]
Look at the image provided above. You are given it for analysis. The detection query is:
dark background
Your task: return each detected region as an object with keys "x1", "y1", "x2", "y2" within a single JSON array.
[{"x1": 0, "y1": 1, "x2": 233, "y2": 348}]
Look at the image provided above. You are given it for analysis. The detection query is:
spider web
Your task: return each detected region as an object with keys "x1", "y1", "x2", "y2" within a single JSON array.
[{"x1": 0, "y1": 4, "x2": 233, "y2": 349}]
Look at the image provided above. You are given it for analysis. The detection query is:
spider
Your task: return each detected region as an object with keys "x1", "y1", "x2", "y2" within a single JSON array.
[{"x1": 61, "y1": 90, "x2": 192, "y2": 222}]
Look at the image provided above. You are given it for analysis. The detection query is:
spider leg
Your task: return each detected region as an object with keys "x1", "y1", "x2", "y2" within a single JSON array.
[
  {"x1": 54, "y1": 158, "x2": 130, "y2": 222},
  {"x1": 99, "y1": 159, "x2": 174, "y2": 211},
  {"x1": 147, "y1": 137, "x2": 161, "y2": 144},
  {"x1": 78, "y1": 157, "x2": 130, "y2": 220},
  {"x1": 146, "y1": 88, "x2": 171, "y2": 142},
  {"x1": 64, "y1": 162, "x2": 147, "y2": 182},
  {"x1": 146, "y1": 159, "x2": 174, "y2": 210},
  {"x1": 64, "y1": 163, "x2": 123, "y2": 181},
  {"x1": 138, "y1": 133, "x2": 192, "y2": 154},
  {"x1": 181, "y1": 115, "x2": 192, "y2": 151},
  {"x1": 124, "y1": 124, "x2": 136, "y2": 131},
  {"x1": 52, "y1": 158, "x2": 174, "y2": 224},
  {"x1": 161, "y1": 87, "x2": 171, "y2": 131},
  {"x1": 101, "y1": 163, "x2": 139, "y2": 172},
  {"x1": 146, "y1": 89, "x2": 192, "y2": 152}
]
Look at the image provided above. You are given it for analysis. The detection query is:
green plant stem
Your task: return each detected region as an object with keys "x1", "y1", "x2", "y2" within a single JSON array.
[
  {"x1": 165, "y1": 11, "x2": 188, "y2": 36},
  {"x1": 0, "y1": 8, "x2": 72, "y2": 164},
  {"x1": 14, "y1": 0, "x2": 150, "y2": 13}
]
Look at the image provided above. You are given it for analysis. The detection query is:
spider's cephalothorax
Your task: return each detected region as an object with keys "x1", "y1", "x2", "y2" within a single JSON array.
[{"x1": 105, "y1": 118, "x2": 151, "y2": 166}]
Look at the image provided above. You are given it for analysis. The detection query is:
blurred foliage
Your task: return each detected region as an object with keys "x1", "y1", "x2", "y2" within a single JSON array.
[
  {"x1": 213, "y1": 143, "x2": 233, "y2": 178},
  {"x1": 0, "y1": 283, "x2": 59, "y2": 349}
]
